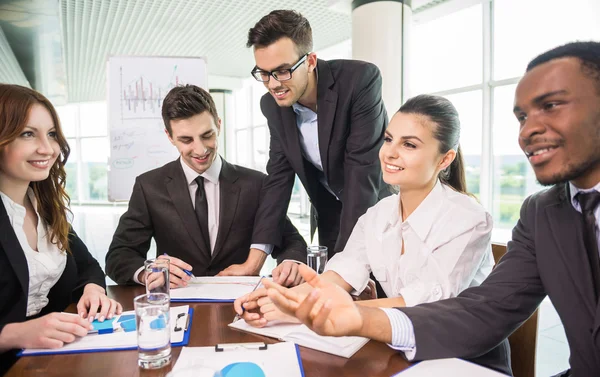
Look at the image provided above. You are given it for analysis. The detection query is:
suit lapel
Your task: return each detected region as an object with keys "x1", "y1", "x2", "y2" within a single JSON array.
[
  {"x1": 547, "y1": 183, "x2": 596, "y2": 314},
  {"x1": 212, "y1": 160, "x2": 240, "y2": 260},
  {"x1": 281, "y1": 106, "x2": 311, "y2": 188},
  {"x1": 0, "y1": 200, "x2": 29, "y2": 295},
  {"x1": 316, "y1": 59, "x2": 338, "y2": 182},
  {"x1": 165, "y1": 160, "x2": 211, "y2": 263}
]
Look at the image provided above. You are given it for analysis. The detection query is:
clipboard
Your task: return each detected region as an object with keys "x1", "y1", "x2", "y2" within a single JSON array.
[
  {"x1": 172, "y1": 342, "x2": 305, "y2": 377},
  {"x1": 18, "y1": 307, "x2": 194, "y2": 357},
  {"x1": 169, "y1": 276, "x2": 264, "y2": 303}
]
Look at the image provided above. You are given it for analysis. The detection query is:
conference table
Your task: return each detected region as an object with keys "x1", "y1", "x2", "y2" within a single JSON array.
[{"x1": 6, "y1": 285, "x2": 411, "y2": 377}]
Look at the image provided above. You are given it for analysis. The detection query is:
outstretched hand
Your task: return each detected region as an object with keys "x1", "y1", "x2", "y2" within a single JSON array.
[{"x1": 263, "y1": 264, "x2": 364, "y2": 337}]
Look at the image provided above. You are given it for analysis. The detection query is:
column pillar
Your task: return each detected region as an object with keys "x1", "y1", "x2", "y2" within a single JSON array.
[{"x1": 351, "y1": 0, "x2": 412, "y2": 116}]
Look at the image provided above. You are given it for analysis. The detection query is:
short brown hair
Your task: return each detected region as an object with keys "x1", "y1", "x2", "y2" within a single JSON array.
[
  {"x1": 161, "y1": 85, "x2": 219, "y2": 135},
  {"x1": 247, "y1": 10, "x2": 313, "y2": 55},
  {"x1": 0, "y1": 84, "x2": 72, "y2": 253}
]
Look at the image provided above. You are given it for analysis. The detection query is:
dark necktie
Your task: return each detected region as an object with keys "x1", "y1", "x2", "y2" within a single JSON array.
[
  {"x1": 194, "y1": 176, "x2": 211, "y2": 252},
  {"x1": 577, "y1": 191, "x2": 600, "y2": 301}
]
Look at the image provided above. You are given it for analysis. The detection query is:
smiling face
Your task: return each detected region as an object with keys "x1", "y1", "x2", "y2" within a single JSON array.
[
  {"x1": 379, "y1": 112, "x2": 455, "y2": 191},
  {"x1": 0, "y1": 104, "x2": 61, "y2": 187},
  {"x1": 166, "y1": 111, "x2": 221, "y2": 175},
  {"x1": 514, "y1": 57, "x2": 600, "y2": 188},
  {"x1": 253, "y1": 37, "x2": 316, "y2": 107}
]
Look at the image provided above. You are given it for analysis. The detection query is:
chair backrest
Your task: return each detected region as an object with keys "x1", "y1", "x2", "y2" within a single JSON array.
[{"x1": 492, "y1": 243, "x2": 539, "y2": 377}]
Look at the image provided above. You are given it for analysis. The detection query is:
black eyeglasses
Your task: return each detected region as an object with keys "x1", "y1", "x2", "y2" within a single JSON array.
[{"x1": 251, "y1": 54, "x2": 308, "y2": 82}]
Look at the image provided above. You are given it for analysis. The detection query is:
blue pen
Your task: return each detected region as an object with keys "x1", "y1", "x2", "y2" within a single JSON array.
[
  {"x1": 234, "y1": 278, "x2": 264, "y2": 322},
  {"x1": 162, "y1": 253, "x2": 195, "y2": 278}
]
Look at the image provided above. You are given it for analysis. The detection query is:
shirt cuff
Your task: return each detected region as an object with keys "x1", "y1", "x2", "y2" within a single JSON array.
[
  {"x1": 379, "y1": 308, "x2": 417, "y2": 360},
  {"x1": 251, "y1": 243, "x2": 274, "y2": 255},
  {"x1": 133, "y1": 266, "x2": 145, "y2": 285}
]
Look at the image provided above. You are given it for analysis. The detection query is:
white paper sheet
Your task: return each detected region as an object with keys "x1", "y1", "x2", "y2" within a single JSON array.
[
  {"x1": 21, "y1": 305, "x2": 189, "y2": 355},
  {"x1": 172, "y1": 342, "x2": 303, "y2": 377},
  {"x1": 394, "y1": 358, "x2": 509, "y2": 376},
  {"x1": 229, "y1": 319, "x2": 369, "y2": 358},
  {"x1": 170, "y1": 276, "x2": 263, "y2": 301}
]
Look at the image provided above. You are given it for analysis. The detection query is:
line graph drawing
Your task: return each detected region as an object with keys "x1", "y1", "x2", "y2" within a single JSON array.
[{"x1": 120, "y1": 65, "x2": 180, "y2": 119}]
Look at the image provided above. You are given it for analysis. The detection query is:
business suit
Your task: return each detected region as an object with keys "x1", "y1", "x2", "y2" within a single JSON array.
[
  {"x1": 105, "y1": 157, "x2": 307, "y2": 285},
  {"x1": 0, "y1": 200, "x2": 106, "y2": 375},
  {"x1": 396, "y1": 183, "x2": 600, "y2": 376},
  {"x1": 252, "y1": 58, "x2": 391, "y2": 257}
]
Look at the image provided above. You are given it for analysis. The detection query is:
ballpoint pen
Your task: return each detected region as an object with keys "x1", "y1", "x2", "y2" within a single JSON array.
[
  {"x1": 162, "y1": 253, "x2": 195, "y2": 279},
  {"x1": 233, "y1": 278, "x2": 264, "y2": 322}
]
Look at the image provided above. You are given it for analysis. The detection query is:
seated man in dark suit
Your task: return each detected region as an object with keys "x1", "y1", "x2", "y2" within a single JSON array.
[
  {"x1": 106, "y1": 85, "x2": 307, "y2": 287},
  {"x1": 263, "y1": 41, "x2": 600, "y2": 376}
]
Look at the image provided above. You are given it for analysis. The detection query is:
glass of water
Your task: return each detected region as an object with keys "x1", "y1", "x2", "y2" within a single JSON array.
[
  {"x1": 144, "y1": 258, "x2": 170, "y2": 298},
  {"x1": 134, "y1": 293, "x2": 171, "y2": 369},
  {"x1": 307, "y1": 246, "x2": 328, "y2": 274}
]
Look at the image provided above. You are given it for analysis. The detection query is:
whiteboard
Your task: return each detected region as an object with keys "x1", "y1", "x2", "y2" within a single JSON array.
[{"x1": 107, "y1": 56, "x2": 208, "y2": 201}]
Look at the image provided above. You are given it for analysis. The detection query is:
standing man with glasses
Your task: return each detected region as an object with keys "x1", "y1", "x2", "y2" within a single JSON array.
[{"x1": 247, "y1": 10, "x2": 391, "y2": 287}]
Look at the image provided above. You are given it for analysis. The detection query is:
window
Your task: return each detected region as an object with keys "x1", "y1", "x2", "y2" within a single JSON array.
[{"x1": 411, "y1": 0, "x2": 599, "y2": 243}]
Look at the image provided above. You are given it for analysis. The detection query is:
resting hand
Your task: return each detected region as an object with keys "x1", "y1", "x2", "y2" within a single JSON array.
[
  {"x1": 264, "y1": 264, "x2": 363, "y2": 337},
  {"x1": 217, "y1": 263, "x2": 259, "y2": 277},
  {"x1": 149, "y1": 255, "x2": 192, "y2": 289},
  {"x1": 272, "y1": 261, "x2": 304, "y2": 287},
  {"x1": 233, "y1": 284, "x2": 300, "y2": 328},
  {"x1": 0, "y1": 312, "x2": 92, "y2": 350},
  {"x1": 77, "y1": 283, "x2": 123, "y2": 322}
]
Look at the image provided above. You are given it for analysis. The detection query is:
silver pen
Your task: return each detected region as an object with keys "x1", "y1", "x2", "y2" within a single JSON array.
[{"x1": 233, "y1": 278, "x2": 264, "y2": 322}]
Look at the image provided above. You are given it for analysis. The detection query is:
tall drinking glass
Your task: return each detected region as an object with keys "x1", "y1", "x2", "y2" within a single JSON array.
[
  {"x1": 134, "y1": 293, "x2": 171, "y2": 369},
  {"x1": 144, "y1": 258, "x2": 170, "y2": 299},
  {"x1": 307, "y1": 246, "x2": 328, "y2": 274}
]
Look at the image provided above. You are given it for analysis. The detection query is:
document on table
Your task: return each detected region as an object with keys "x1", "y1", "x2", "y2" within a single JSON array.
[
  {"x1": 170, "y1": 276, "x2": 263, "y2": 302},
  {"x1": 172, "y1": 342, "x2": 304, "y2": 377},
  {"x1": 20, "y1": 305, "x2": 190, "y2": 356},
  {"x1": 394, "y1": 358, "x2": 509, "y2": 376},
  {"x1": 229, "y1": 318, "x2": 368, "y2": 358}
]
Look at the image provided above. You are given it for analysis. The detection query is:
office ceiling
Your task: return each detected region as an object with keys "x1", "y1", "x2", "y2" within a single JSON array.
[{"x1": 0, "y1": 0, "x2": 439, "y2": 103}]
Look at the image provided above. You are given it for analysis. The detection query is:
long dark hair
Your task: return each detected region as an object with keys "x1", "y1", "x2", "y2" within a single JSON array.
[
  {"x1": 0, "y1": 84, "x2": 72, "y2": 253},
  {"x1": 399, "y1": 94, "x2": 468, "y2": 195}
]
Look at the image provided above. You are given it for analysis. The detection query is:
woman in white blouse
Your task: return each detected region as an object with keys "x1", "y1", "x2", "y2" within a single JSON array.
[
  {"x1": 235, "y1": 94, "x2": 494, "y2": 326},
  {"x1": 0, "y1": 84, "x2": 122, "y2": 372}
]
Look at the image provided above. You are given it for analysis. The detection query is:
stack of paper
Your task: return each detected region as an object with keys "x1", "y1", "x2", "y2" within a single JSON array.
[
  {"x1": 171, "y1": 342, "x2": 304, "y2": 377},
  {"x1": 20, "y1": 305, "x2": 190, "y2": 356},
  {"x1": 171, "y1": 276, "x2": 262, "y2": 302},
  {"x1": 229, "y1": 319, "x2": 369, "y2": 358},
  {"x1": 394, "y1": 358, "x2": 509, "y2": 376}
]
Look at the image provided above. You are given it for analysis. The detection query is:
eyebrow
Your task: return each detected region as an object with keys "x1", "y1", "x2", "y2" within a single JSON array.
[
  {"x1": 256, "y1": 62, "x2": 294, "y2": 72},
  {"x1": 513, "y1": 90, "x2": 569, "y2": 113},
  {"x1": 401, "y1": 135, "x2": 424, "y2": 143}
]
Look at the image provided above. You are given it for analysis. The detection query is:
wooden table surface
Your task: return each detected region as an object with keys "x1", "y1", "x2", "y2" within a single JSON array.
[{"x1": 6, "y1": 285, "x2": 410, "y2": 377}]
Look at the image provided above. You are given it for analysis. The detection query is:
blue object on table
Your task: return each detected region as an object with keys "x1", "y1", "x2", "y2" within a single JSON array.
[
  {"x1": 221, "y1": 362, "x2": 266, "y2": 377},
  {"x1": 117, "y1": 314, "x2": 135, "y2": 323},
  {"x1": 150, "y1": 314, "x2": 167, "y2": 330},
  {"x1": 90, "y1": 318, "x2": 115, "y2": 333}
]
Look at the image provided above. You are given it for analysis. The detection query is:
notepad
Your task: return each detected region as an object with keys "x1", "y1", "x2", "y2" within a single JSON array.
[
  {"x1": 20, "y1": 305, "x2": 191, "y2": 356},
  {"x1": 229, "y1": 319, "x2": 368, "y2": 358},
  {"x1": 394, "y1": 358, "x2": 509, "y2": 376},
  {"x1": 170, "y1": 276, "x2": 263, "y2": 302},
  {"x1": 171, "y1": 342, "x2": 304, "y2": 377}
]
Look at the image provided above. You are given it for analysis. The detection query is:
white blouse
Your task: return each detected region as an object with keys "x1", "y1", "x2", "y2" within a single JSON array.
[
  {"x1": 325, "y1": 180, "x2": 494, "y2": 307},
  {"x1": 0, "y1": 189, "x2": 67, "y2": 317}
]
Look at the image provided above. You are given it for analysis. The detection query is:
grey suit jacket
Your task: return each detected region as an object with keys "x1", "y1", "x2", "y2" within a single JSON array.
[
  {"x1": 105, "y1": 157, "x2": 307, "y2": 285},
  {"x1": 396, "y1": 183, "x2": 600, "y2": 376},
  {"x1": 251, "y1": 59, "x2": 392, "y2": 255}
]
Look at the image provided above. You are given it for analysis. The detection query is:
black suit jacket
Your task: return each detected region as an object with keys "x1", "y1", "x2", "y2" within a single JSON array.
[
  {"x1": 396, "y1": 183, "x2": 600, "y2": 376},
  {"x1": 0, "y1": 200, "x2": 106, "y2": 375},
  {"x1": 105, "y1": 157, "x2": 307, "y2": 285},
  {"x1": 251, "y1": 59, "x2": 391, "y2": 255}
]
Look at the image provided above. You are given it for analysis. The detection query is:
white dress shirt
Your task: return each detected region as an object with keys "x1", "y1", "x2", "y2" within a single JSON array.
[
  {"x1": 292, "y1": 103, "x2": 338, "y2": 200},
  {"x1": 133, "y1": 156, "x2": 272, "y2": 283},
  {"x1": 0, "y1": 189, "x2": 67, "y2": 317},
  {"x1": 326, "y1": 179, "x2": 494, "y2": 306},
  {"x1": 383, "y1": 179, "x2": 600, "y2": 359}
]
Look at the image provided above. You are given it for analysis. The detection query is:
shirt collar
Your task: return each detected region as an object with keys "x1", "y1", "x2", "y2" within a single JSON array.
[
  {"x1": 399, "y1": 179, "x2": 446, "y2": 241},
  {"x1": 569, "y1": 180, "x2": 600, "y2": 209},
  {"x1": 180, "y1": 155, "x2": 222, "y2": 186},
  {"x1": 0, "y1": 187, "x2": 38, "y2": 217}
]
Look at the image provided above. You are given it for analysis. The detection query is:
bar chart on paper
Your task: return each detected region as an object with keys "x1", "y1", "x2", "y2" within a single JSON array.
[{"x1": 107, "y1": 56, "x2": 207, "y2": 201}]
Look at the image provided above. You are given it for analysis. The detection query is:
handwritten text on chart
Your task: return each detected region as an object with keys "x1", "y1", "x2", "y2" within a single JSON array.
[{"x1": 112, "y1": 158, "x2": 134, "y2": 169}]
